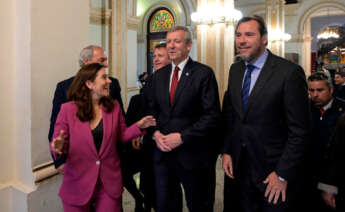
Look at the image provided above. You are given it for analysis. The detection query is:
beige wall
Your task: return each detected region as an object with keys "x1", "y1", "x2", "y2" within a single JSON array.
[
  {"x1": 31, "y1": 0, "x2": 89, "y2": 167},
  {"x1": 1, "y1": 0, "x2": 90, "y2": 211},
  {"x1": 0, "y1": 0, "x2": 15, "y2": 186}
]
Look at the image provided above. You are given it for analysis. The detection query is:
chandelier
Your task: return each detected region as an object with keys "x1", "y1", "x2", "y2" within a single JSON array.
[
  {"x1": 191, "y1": 5, "x2": 242, "y2": 25},
  {"x1": 317, "y1": 26, "x2": 340, "y2": 40}
]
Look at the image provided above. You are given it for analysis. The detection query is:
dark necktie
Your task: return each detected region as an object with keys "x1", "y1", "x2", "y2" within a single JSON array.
[
  {"x1": 170, "y1": 66, "x2": 180, "y2": 105},
  {"x1": 242, "y1": 64, "x2": 256, "y2": 110}
]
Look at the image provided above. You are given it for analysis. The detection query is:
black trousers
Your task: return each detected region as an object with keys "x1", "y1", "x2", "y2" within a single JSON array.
[
  {"x1": 237, "y1": 147, "x2": 294, "y2": 212},
  {"x1": 139, "y1": 141, "x2": 156, "y2": 212},
  {"x1": 154, "y1": 155, "x2": 210, "y2": 212},
  {"x1": 223, "y1": 175, "x2": 243, "y2": 212}
]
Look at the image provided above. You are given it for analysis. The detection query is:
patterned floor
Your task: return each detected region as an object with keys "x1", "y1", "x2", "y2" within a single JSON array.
[{"x1": 122, "y1": 156, "x2": 224, "y2": 212}]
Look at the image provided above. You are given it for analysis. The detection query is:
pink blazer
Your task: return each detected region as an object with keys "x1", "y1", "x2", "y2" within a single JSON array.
[{"x1": 51, "y1": 101, "x2": 143, "y2": 206}]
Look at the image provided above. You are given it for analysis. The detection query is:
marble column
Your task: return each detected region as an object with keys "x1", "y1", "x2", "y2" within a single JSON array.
[
  {"x1": 195, "y1": 0, "x2": 237, "y2": 102},
  {"x1": 266, "y1": 0, "x2": 285, "y2": 57}
]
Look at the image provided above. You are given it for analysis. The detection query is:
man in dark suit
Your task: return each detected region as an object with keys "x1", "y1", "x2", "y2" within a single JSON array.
[
  {"x1": 48, "y1": 45, "x2": 123, "y2": 173},
  {"x1": 148, "y1": 26, "x2": 221, "y2": 212},
  {"x1": 319, "y1": 113, "x2": 345, "y2": 211},
  {"x1": 333, "y1": 71, "x2": 345, "y2": 99},
  {"x1": 301, "y1": 72, "x2": 345, "y2": 212},
  {"x1": 222, "y1": 16, "x2": 310, "y2": 212}
]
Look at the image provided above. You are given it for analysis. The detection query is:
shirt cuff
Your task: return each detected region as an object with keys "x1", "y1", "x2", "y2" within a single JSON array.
[
  {"x1": 318, "y1": 182, "x2": 338, "y2": 194},
  {"x1": 278, "y1": 176, "x2": 286, "y2": 182}
]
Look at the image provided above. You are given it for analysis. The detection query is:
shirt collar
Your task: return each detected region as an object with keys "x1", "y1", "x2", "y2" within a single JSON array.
[
  {"x1": 323, "y1": 98, "x2": 333, "y2": 111},
  {"x1": 172, "y1": 57, "x2": 189, "y2": 72},
  {"x1": 245, "y1": 49, "x2": 269, "y2": 70}
]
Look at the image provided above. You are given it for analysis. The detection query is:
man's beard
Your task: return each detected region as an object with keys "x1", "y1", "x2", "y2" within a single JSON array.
[{"x1": 238, "y1": 46, "x2": 262, "y2": 63}]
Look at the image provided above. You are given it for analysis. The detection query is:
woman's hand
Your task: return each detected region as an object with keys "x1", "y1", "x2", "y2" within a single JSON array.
[
  {"x1": 51, "y1": 130, "x2": 65, "y2": 154},
  {"x1": 137, "y1": 116, "x2": 156, "y2": 129}
]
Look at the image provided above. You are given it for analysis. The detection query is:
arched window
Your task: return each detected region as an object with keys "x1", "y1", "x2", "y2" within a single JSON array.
[{"x1": 147, "y1": 8, "x2": 175, "y2": 73}]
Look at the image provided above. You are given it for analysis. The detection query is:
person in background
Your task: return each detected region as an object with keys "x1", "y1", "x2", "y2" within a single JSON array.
[
  {"x1": 50, "y1": 63, "x2": 156, "y2": 212},
  {"x1": 120, "y1": 72, "x2": 148, "y2": 212},
  {"x1": 333, "y1": 71, "x2": 345, "y2": 99},
  {"x1": 319, "y1": 113, "x2": 345, "y2": 211},
  {"x1": 138, "y1": 43, "x2": 181, "y2": 212},
  {"x1": 300, "y1": 72, "x2": 345, "y2": 212}
]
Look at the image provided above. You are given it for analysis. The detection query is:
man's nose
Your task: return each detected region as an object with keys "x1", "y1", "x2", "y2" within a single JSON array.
[{"x1": 237, "y1": 36, "x2": 246, "y2": 44}]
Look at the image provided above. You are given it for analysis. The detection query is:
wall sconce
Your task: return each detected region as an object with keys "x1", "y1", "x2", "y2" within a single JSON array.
[
  {"x1": 191, "y1": 5, "x2": 242, "y2": 25},
  {"x1": 269, "y1": 30, "x2": 291, "y2": 41}
]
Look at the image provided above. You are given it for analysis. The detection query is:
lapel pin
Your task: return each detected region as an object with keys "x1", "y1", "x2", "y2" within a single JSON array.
[{"x1": 186, "y1": 72, "x2": 189, "y2": 76}]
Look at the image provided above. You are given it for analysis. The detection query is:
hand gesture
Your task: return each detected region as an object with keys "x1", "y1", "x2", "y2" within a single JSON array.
[
  {"x1": 137, "y1": 115, "x2": 156, "y2": 129},
  {"x1": 57, "y1": 164, "x2": 65, "y2": 175},
  {"x1": 263, "y1": 171, "x2": 287, "y2": 204},
  {"x1": 222, "y1": 154, "x2": 234, "y2": 179},
  {"x1": 51, "y1": 130, "x2": 65, "y2": 154},
  {"x1": 321, "y1": 192, "x2": 336, "y2": 209}
]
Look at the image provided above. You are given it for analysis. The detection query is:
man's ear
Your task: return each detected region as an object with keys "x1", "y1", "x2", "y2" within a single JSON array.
[
  {"x1": 187, "y1": 41, "x2": 193, "y2": 51},
  {"x1": 85, "y1": 80, "x2": 93, "y2": 89},
  {"x1": 83, "y1": 58, "x2": 89, "y2": 65},
  {"x1": 262, "y1": 34, "x2": 268, "y2": 46}
]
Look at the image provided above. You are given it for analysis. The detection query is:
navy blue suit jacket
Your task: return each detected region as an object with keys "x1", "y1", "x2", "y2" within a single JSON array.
[
  {"x1": 223, "y1": 51, "x2": 310, "y2": 182},
  {"x1": 148, "y1": 58, "x2": 221, "y2": 170}
]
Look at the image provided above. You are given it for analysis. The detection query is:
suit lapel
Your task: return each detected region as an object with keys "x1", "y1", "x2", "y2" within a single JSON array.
[
  {"x1": 171, "y1": 58, "x2": 193, "y2": 109},
  {"x1": 232, "y1": 62, "x2": 246, "y2": 116},
  {"x1": 161, "y1": 65, "x2": 172, "y2": 108},
  {"x1": 245, "y1": 52, "x2": 276, "y2": 114}
]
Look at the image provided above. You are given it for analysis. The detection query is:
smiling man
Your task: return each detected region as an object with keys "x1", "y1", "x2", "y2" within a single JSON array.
[
  {"x1": 222, "y1": 16, "x2": 310, "y2": 212},
  {"x1": 153, "y1": 43, "x2": 170, "y2": 71},
  {"x1": 148, "y1": 25, "x2": 221, "y2": 212}
]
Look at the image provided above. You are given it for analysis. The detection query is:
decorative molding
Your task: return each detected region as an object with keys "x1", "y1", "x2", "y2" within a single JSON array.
[
  {"x1": 249, "y1": 7, "x2": 266, "y2": 16},
  {"x1": 285, "y1": 3, "x2": 301, "y2": 16},
  {"x1": 290, "y1": 34, "x2": 314, "y2": 43},
  {"x1": 127, "y1": 87, "x2": 140, "y2": 92},
  {"x1": 137, "y1": 35, "x2": 145, "y2": 43},
  {"x1": 32, "y1": 161, "x2": 59, "y2": 183},
  {"x1": 127, "y1": 15, "x2": 141, "y2": 30},
  {"x1": 90, "y1": 8, "x2": 112, "y2": 25},
  {"x1": 297, "y1": 1, "x2": 345, "y2": 35}
]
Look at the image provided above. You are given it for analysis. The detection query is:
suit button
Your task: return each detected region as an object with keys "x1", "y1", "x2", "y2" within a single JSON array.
[{"x1": 96, "y1": 161, "x2": 100, "y2": 165}]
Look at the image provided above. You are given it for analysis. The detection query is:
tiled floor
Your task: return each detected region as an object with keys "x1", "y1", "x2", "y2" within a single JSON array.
[{"x1": 122, "y1": 156, "x2": 225, "y2": 212}]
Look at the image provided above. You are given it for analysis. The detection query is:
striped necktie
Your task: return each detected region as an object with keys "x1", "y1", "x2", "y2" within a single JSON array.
[{"x1": 242, "y1": 64, "x2": 256, "y2": 110}]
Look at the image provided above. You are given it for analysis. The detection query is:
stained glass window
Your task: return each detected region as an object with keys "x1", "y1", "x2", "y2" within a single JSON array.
[{"x1": 149, "y1": 9, "x2": 175, "y2": 33}]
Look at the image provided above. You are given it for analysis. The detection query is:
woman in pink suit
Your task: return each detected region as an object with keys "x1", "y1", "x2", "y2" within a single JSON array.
[{"x1": 51, "y1": 63, "x2": 156, "y2": 212}]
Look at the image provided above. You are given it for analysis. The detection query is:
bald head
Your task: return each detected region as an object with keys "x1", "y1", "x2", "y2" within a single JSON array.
[{"x1": 79, "y1": 45, "x2": 108, "y2": 67}]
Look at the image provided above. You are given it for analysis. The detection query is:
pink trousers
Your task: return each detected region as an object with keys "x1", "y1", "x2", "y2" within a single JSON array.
[{"x1": 62, "y1": 180, "x2": 121, "y2": 212}]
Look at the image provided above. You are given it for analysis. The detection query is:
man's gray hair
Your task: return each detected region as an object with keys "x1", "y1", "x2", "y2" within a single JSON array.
[
  {"x1": 308, "y1": 71, "x2": 333, "y2": 88},
  {"x1": 78, "y1": 45, "x2": 99, "y2": 67},
  {"x1": 168, "y1": 26, "x2": 192, "y2": 43}
]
